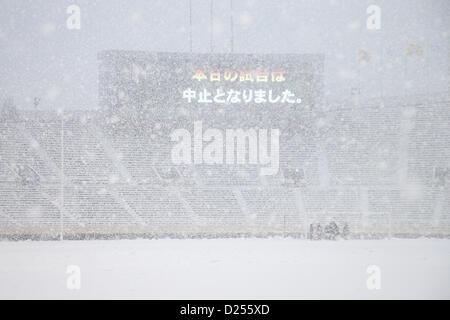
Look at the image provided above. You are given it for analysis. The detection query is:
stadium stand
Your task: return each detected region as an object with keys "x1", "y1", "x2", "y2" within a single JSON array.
[{"x1": 0, "y1": 91, "x2": 449, "y2": 239}]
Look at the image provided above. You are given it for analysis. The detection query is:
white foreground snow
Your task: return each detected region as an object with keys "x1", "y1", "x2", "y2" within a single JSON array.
[{"x1": 0, "y1": 238, "x2": 449, "y2": 299}]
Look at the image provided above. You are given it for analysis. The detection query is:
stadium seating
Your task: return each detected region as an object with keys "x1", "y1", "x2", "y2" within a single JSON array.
[{"x1": 0, "y1": 94, "x2": 449, "y2": 238}]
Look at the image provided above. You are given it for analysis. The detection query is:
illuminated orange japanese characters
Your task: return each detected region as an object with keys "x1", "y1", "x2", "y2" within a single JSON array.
[
  {"x1": 256, "y1": 71, "x2": 269, "y2": 82},
  {"x1": 239, "y1": 71, "x2": 254, "y2": 82},
  {"x1": 192, "y1": 70, "x2": 207, "y2": 81},
  {"x1": 210, "y1": 71, "x2": 221, "y2": 81},
  {"x1": 192, "y1": 70, "x2": 286, "y2": 82},
  {"x1": 224, "y1": 70, "x2": 239, "y2": 82},
  {"x1": 271, "y1": 71, "x2": 286, "y2": 82}
]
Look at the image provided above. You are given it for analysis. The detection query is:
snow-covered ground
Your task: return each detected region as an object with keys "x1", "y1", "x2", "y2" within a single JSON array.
[{"x1": 0, "y1": 238, "x2": 449, "y2": 299}]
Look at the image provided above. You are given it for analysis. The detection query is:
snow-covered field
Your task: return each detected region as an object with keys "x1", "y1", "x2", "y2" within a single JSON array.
[{"x1": 0, "y1": 238, "x2": 449, "y2": 299}]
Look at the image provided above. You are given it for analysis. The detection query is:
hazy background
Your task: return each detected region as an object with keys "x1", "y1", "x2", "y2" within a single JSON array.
[{"x1": 0, "y1": 0, "x2": 449, "y2": 110}]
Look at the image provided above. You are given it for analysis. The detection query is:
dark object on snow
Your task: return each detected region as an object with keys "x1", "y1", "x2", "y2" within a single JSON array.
[
  {"x1": 341, "y1": 223, "x2": 350, "y2": 239},
  {"x1": 324, "y1": 221, "x2": 339, "y2": 240},
  {"x1": 310, "y1": 222, "x2": 349, "y2": 240},
  {"x1": 309, "y1": 223, "x2": 323, "y2": 240}
]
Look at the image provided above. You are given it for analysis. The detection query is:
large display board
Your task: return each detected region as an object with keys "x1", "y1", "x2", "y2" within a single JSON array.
[
  {"x1": 98, "y1": 51, "x2": 324, "y2": 117},
  {"x1": 98, "y1": 51, "x2": 325, "y2": 183}
]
